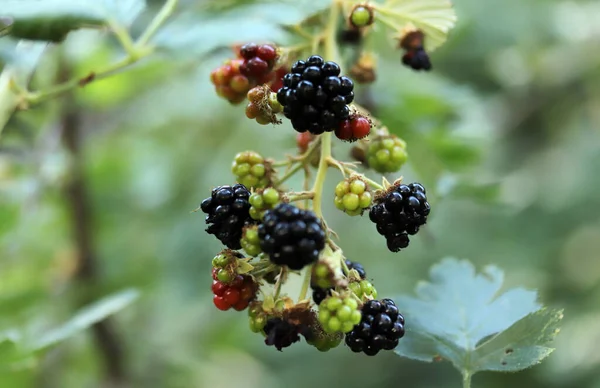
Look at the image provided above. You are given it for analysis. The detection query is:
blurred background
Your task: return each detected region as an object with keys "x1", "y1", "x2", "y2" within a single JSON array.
[{"x1": 1, "y1": 0, "x2": 600, "y2": 387}]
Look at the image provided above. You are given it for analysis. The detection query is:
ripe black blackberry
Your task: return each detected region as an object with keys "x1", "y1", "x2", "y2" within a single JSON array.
[
  {"x1": 200, "y1": 184, "x2": 256, "y2": 249},
  {"x1": 369, "y1": 182, "x2": 430, "y2": 252},
  {"x1": 312, "y1": 286, "x2": 331, "y2": 305},
  {"x1": 345, "y1": 299, "x2": 405, "y2": 356},
  {"x1": 258, "y1": 203, "x2": 326, "y2": 270},
  {"x1": 402, "y1": 47, "x2": 432, "y2": 71},
  {"x1": 276, "y1": 55, "x2": 355, "y2": 135}
]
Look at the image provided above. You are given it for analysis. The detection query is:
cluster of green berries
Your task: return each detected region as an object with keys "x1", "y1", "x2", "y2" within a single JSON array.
[
  {"x1": 349, "y1": 279, "x2": 378, "y2": 301},
  {"x1": 334, "y1": 177, "x2": 372, "y2": 216},
  {"x1": 232, "y1": 151, "x2": 272, "y2": 189},
  {"x1": 248, "y1": 302, "x2": 268, "y2": 333},
  {"x1": 248, "y1": 187, "x2": 280, "y2": 220},
  {"x1": 318, "y1": 294, "x2": 363, "y2": 334},
  {"x1": 366, "y1": 134, "x2": 408, "y2": 173},
  {"x1": 305, "y1": 328, "x2": 343, "y2": 352}
]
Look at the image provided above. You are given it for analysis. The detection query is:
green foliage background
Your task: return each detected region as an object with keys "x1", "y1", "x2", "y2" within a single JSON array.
[{"x1": 1, "y1": 0, "x2": 600, "y2": 387}]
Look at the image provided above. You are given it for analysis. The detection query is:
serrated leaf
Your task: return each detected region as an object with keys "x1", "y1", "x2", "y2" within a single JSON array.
[
  {"x1": 0, "y1": 0, "x2": 146, "y2": 42},
  {"x1": 33, "y1": 288, "x2": 140, "y2": 351},
  {"x1": 394, "y1": 258, "x2": 562, "y2": 376},
  {"x1": 153, "y1": 1, "x2": 331, "y2": 59},
  {"x1": 381, "y1": 0, "x2": 457, "y2": 51},
  {"x1": 472, "y1": 308, "x2": 562, "y2": 372}
]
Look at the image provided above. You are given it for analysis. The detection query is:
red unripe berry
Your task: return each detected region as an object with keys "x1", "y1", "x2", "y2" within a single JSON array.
[
  {"x1": 214, "y1": 65, "x2": 233, "y2": 85},
  {"x1": 240, "y1": 43, "x2": 258, "y2": 59},
  {"x1": 211, "y1": 280, "x2": 227, "y2": 296},
  {"x1": 240, "y1": 284, "x2": 255, "y2": 300},
  {"x1": 245, "y1": 103, "x2": 260, "y2": 119},
  {"x1": 212, "y1": 267, "x2": 219, "y2": 280},
  {"x1": 351, "y1": 116, "x2": 371, "y2": 139},
  {"x1": 242, "y1": 57, "x2": 269, "y2": 77},
  {"x1": 256, "y1": 72, "x2": 275, "y2": 85},
  {"x1": 230, "y1": 59, "x2": 244, "y2": 73},
  {"x1": 233, "y1": 300, "x2": 249, "y2": 311},
  {"x1": 230, "y1": 75, "x2": 251, "y2": 93},
  {"x1": 224, "y1": 288, "x2": 241, "y2": 305},
  {"x1": 213, "y1": 295, "x2": 230, "y2": 311},
  {"x1": 257, "y1": 44, "x2": 277, "y2": 62},
  {"x1": 335, "y1": 119, "x2": 353, "y2": 141}
]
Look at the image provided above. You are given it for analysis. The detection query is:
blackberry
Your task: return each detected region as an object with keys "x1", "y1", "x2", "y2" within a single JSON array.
[
  {"x1": 402, "y1": 48, "x2": 432, "y2": 71},
  {"x1": 200, "y1": 184, "x2": 256, "y2": 249},
  {"x1": 345, "y1": 259, "x2": 366, "y2": 279},
  {"x1": 258, "y1": 203, "x2": 326, "y2": 270},
  {"x1": 263, "y1": 317, "x2": 302, "y2": 351},
  {"x1": 277, "y1": 56, "x2": 355, "y2": 134},
  {"x1": 345, "y1": 299, "x2": 405, "y2": 356},
  {"x1": 369, "y1": 182, "x2": 430, "y2": 252}
]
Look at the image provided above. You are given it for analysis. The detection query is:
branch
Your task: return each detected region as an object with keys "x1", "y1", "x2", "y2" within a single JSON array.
[{"x1": 59, "y1": 63, "x2": 127, "y2": 384}]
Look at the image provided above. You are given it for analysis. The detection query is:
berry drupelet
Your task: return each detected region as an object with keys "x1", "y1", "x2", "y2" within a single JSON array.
[
  {"x1": 402, "y1": 48, "x2": 432, "y2": 71},
  {"x1": 277, "y1": 55, "x2": 355, "y2": 135},
  {"x1": 346, "y1": 259, "x2": 366, "y2": 279},
  {"x1": 345, "y1": 299, "x2": 405, "y2": 356},
  {"x1": 263, "y1": 317, "x2": 303, "y2": 351},
  {"x1": 258, "y1": 203, "x2": 326, "y2": 270},
  {"x1": 369, "y1": 182, "x2": 430, "y2": 252},
  {"x1": 200, "y1": 184, "x2": 256, "y2": 249}
]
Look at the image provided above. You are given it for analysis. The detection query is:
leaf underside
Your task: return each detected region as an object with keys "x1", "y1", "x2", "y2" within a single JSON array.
[{"x1": 394, "y1": 258, "x2": 562, "y2": 376}]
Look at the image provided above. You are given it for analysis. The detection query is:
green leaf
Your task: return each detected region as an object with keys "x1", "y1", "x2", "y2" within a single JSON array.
[
  {"x1": 33, "y1": 288, "x2": 140, "y2": 351},
  {"x1": 0, "y1": 0, "x2": 146, "y2": 42},
  {"x1": 380, "y1": 0, "x2": 457, "y2": 51},
  {"x1": 153, "y1": 1, "x2": 331, "y2": 59},
  {"x1": 394, "y1": 258, "x2": 562, "y2": 376}
]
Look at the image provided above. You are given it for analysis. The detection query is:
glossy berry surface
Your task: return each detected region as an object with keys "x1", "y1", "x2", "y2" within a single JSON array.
[
  {"x1": 258, "y1": 204, "x2": 326, "y2": 270},
  {"x1": 369, "y1": 182, "x2": 430, "y2": 252},
  {"x1": 277, "y1": 56, "x2": 355, "y2": 134},
  {"x1": 349, "y1": 5, "x2": 374, "y2": 28},
  {"x1": 366, "y1": 135, "x2": 408, "y2": 173},
  {"x1": 212, "y1": 274, "x2": 257, "y2": 311},
  {"x1": 345, "y1": 299, "x2": 405, "y2": 356},
  {"x1": 200, "y1": 184, "x2": 256, "y2": 249},
  {"x1": 346, "y1": 259, "x2": 366, "y2": 279}
]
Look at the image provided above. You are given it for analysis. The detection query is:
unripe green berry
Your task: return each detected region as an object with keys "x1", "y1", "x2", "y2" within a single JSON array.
[
  {"x1": 366, "y1": 135, "x2": 408, "y2": 173},
  {"x1": 350, "y1": 5, "x2": 374, "y2": 28},
  {"x1": 217, "y1": 269, "x2": 233, "y2": 283},
  {"x1": 349, "y1": 279, "x2": 378, "y2": 301},
  {"x1": 240, "y1": 225, "x2": 262, "y2": 257},
  {"x1": 268, "y1": 92, "x2": 283, "y2": 113},
  {"x1": 212, "y1": 253, "x2": 229, "y2": 268},
  {"x1": 249, "y1": 188, "x2": 281, "y2": 220},
  {"x1": 318, "y1": 295, "x2": 362, "y2": 334},
  {"x1": 334, "y1": 177, "x2": 372, "y2": 216},
  {"x1": 232, "y1": 151, "x2": 272, "y2": 189}
]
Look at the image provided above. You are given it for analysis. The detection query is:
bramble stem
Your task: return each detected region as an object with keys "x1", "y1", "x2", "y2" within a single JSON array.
[
  {"x1": 273, "y1": 267, "x2": 285, "y2": 299},
  {"x1": 462, "y1": 371, "x2": 472, "y2": 388},
  {"x1": 285, "y1": 191, "x2": 315, "y2": 202},
  {"x1": 136, "y1": 0, "x2": 179, "y2": 48},
  {"x1": 326, "y1": 157, "x2": 384, "y2": 190}
]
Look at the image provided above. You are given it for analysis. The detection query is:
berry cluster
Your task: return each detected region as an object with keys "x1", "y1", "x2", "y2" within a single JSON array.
[
  {"x1": 318, "y1": 295, "x2": 363, "y2": 333},
  {"x1": 346, "y1": 299, "x2": 405, "y2": 356},
  {"x1": 231, "y1": 151, "x2": 273, "y2": 189},
  {"x1": 335, "y1": 115, "x2": 372, "y2": 142},
  {"x1": 369, "y1": 182, "x2": 430, "y2": 252},
  {"x1": 277, "y1": 56, "x2": 355, "y2": 134},
  {"x1": 334, "y1": 177, "x2": 372, "y2": 216},
  {"x1": 366, "y1": 134, "x2": 408, "y2": 173},
  {"x1": 212, "y1": 270, "x2": 258, "y2": 311},
  {"x1": 311, "y1": 259, "x2": 366, "y2": 305},
  {"x1": 210, "y1": 43, "x2": 280, "y2": 104},
  {"x1": 349, "y1": 279, "x2": 378, "y2": 301},
  {"x1": 201, "y1": 184, "x2": 256, "y2": 249},
  {"x1": 258, "y1": 203, "x2": 326, "y2": 270},
  {"x1": 240, "y1": 225, "x2": 262, "y2": 257}
]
